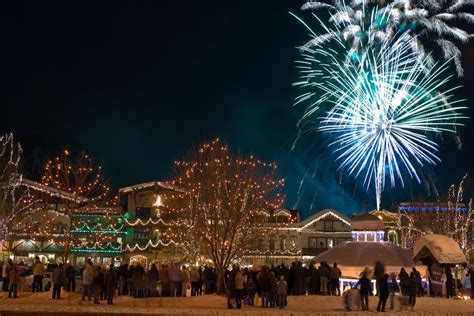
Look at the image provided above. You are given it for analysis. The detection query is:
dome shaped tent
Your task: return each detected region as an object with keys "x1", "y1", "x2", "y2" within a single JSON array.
[{"x1": 313, "y1": 241, "x2": 422, "y2": 278}]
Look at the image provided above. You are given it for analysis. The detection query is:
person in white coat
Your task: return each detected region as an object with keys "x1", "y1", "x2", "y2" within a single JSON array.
[{"x1": 82, "y1": 259, "x2": 94, "y2": 301}]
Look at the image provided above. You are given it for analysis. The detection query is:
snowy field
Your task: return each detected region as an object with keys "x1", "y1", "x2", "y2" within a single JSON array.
[{"x1": 0, "y1": 292, "x2": 473, "y2": 315}]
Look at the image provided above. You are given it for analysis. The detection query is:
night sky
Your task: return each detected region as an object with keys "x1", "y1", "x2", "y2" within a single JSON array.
[{"x1": 2, "y1": 1, "x2": 474, "y2": 217}]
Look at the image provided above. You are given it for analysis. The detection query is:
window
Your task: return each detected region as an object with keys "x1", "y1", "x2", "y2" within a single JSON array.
[
  {"x1": 327, "y1": 238, "x2": 334, "y2": 248},
  {"x1": 290, "y1": 237, "x2": 297, "y2": 250},
  {"x1": 309, "y1": 237, "x2": 317, "y2": 248},
  {"x1": 135, "y1": 228, "x2": 150, "y2": 240},
  {"x1": 269, "y1": 238, "x2": 275, "y2": 251},
  {"x1": 135, "y1": 207, "x2": 151, "y2": 219},
  {"x1": 317, "y1": 238, "x2": 326, "y2": 248},
  {"x1": 324, "y1": 220, "x2": 334, "y2": 231},
  {"x1": 53, "y1": 224, "x2": 66, "y2": 234},
  {"x1": 388, "y1": 231, "x2": 397, "y2": 244},
  {"x1": 279, "y1": 239, "x2": 286, "y2": 251}
]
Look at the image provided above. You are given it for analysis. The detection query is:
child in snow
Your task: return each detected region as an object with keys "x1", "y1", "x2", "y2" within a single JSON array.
[{"x1": 277, "y1": 276, "x2": 287, "y2": 309}]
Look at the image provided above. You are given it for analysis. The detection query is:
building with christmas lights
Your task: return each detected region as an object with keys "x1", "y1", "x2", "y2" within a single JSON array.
[
  {"x1": 119, "y1": 181, "x2": 188, "y2": 266},
  {"x1": 241, "y1": 208, "x2": 353, "y2": 266},
  {"x1": 1, "y1": 179, "x2": 124, "y2": 266}
]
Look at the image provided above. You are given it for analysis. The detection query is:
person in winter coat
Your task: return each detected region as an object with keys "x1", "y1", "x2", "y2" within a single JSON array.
[
  {"x1": 82, "y1": 260, "x2": 94, "y2": 301},
  {"x1": 377, "y1": 274, "x2": 389, "y2": 312},
  {"x1": 132, "y1": 263, "x2": 145, "y2": 298},
  {"x1": 32, "y1": 256, "x2": 44, "y2": 292},
  {"x1": 146, "y1": 264, "x2": 160, "y2": 297},
  {"x1": 8, "y1": 264, "x2": 20, "y2": 298},
  {"x1": 246, "y1": 277, "x2": 257, "y2": 306},
  {"x1": 374, "y1": 261, "x2": 385, "y2": 295},
  {"x1": 469, "y1": 267, "x2": 474, "y2": 299},
  {"x1": 160, "y1": 264, "x2": 171, "y2": 297},
  {"x1": 388, "y1": 272, "x2": 400, "y2": 310},
  {"x1": 462, "y1": 272, "x2": 471, "y2": 298},
  {"x1": 408, "y1": 272, "x2": 418, "y2": 308},
  {"x1": 310, "y1": 264, "x2": 320, "y2": 295},
  {"x1": 258, "y1": 267, "x2": 272, "y2": 308},
  {"x1": 65, "y1": 263, "x2": 76, "y2": 292},
  {"x1": 356, "y1": 270, "x2": 371, "y2": 311},
  {"x1": 277, "y1": 275, "x2": 287, "y2": 309},
  {"x1": 445, "y1": 267, "x2": 453, "y2": 298},
  {"x1": 234, "y1": 268, "x2": 245, "y2": 309},
  {"x1": 190, "y1": 267, "x2": 200, "y2": 296},
  {"x1": 181, "y1": 266, "x2": 190, "y2": 297},
  {"x1": 226, "y1": 266, "x2": 237, "y2": 309},
  {"x1": 398, "y1": 267, "x2": 409, "y2": 295},
  {"x1": 105, "y1": 265, "x2": 118, "y2": 304},
  {"x1": 52, "y1": 263, "x2": 65, "y2": 299},
  {"x1": 2, "y1": 259, "x2": 12, "y2": 292},
  {"x1": 93, "y1": 266, "x2": 104, "y2": 304},
  {"x1": 269, "y1": 271, "x2": 278, "y2": 307},
  {"x1": 318, "y1": 263, "x2": 330, "y2": 295},
  {"x1": 170, "y1": 264, "x2": 182, "y2": 297},
  {"x1": 331, "y1": 263, "x2": 342, "y2": 296},
  {"x1": 412, "y1": 267, "x2": 423, "y2": 297}
]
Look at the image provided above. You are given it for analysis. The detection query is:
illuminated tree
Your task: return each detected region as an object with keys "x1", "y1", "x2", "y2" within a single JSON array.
[
  {"x1": 398, "y1": 174, "x2": 473, "y2": 250},
  {"x1": 38, "y1": 150, "x2": 113, "y2": 260},
  {"x1": 0, "y1": 134, "x2": 37, "y2": 241},
  {"x1": 162, "y1": 139, "x2": 285, "y2": 293}
]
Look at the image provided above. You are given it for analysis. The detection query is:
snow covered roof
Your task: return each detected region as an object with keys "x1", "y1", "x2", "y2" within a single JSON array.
[
  {"x1": 413, "y1": 234, "x2": 467, "y2": 265},
  {"x1": 313, "y1": 241, "x2": 415, "y2": 278},
  {"x1": 298, "y1": 208, "x2": 351, "y2": 229},
  {"x1": 351, "y1": 213, "x2": 385, "y2": 231},
  {"x1": 21, "y1": 178, "x2": 88, "y2": 203},
  {"x1": 119, "y1": 181, "x2": 186, "y2": 194}
]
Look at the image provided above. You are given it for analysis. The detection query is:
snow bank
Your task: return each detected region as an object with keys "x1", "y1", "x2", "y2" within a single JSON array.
[
  {"x1": 0, "y1": 292, "x2": 473, "y2": 315},
  {"x1": 413, "y1": 234, "x2": 467, "y2": 265}
]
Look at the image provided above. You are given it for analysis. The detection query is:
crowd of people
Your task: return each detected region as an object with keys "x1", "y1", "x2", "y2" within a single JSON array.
[{"x1": 1, "y1": 257, "x2": 473, "y2": 312}]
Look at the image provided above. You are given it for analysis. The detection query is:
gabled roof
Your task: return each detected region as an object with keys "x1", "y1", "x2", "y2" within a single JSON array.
[
  {"x1": 119, "y1": 181, "x2": 185, "y2": 194},
  {"x1": 351, "y1": 213, "x2": 385, "y2": 231},
  {"x1": 413, "y1": 234, "x2": 467, "y2": 265},
  {"x1": 298, "y1": 208, "x2": 351, "y2": 230},
  {"x1": 21, "y1": 178, "x2": 88, "y2": 203}
]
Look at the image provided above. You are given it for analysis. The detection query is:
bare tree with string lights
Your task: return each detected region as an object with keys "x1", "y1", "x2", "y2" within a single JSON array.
[
  {"x1": 161, "y1": 139, "x2": 285, "y2": 293},
  {"x1": 0, "y1": 133, "x2": 37, "y2": 241},
  {"x1": 398, "y1": 174, "x2": 473, "y2": 250},
  {"x1": 36, "y1": 149, "x2": 115, "y2": 261}
]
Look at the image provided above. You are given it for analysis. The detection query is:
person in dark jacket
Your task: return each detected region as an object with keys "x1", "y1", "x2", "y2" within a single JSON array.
[
  {"x1": 318, "y1": 263, "x2": 330, "y2": 295},
  {"x1": 356, "y1": 271, "x2": 371, "y2": 311},
  {"x1": 246, "y1": 277, "x2": 256, "y2": 305},
  {"x1": 331, "y1": 263, "x2": 342, "y2": 296},
  {"x1": 52, "y1": 263, "x2": 65, "y2": 299},
  {"x1": 374, "y1": 261, "x2": 385, "y2": 295},
  {"x1": 226, "y1": 266, "x2": 237, "y2": 309},
  {"x1": 65, "y1": 264, "x2": 76, "y2": 292},
  {"x1": 408, "y1": 272, "x2": 418, "y2": 308},
  {"x1": 258, "y1": 267, "x2": 272, "y2": 308},
  {"x1": 105, "y1": 265, "x2": 118, "y2": 304},
  {"x1": 146, "y1": 264, "x2": 160, "y2": 297},
  {"x1": 93, "y1": 266, "x2": 105, "y2": 304},
  {"x1": 377, "y1": 274, "x2": 389, "y2": 312},
  {"x1": 470, "y1": 267, "x2": 474, "y2": 300},
  {"x1": 398, "y1": 267, "x2": 409, "y2": 295},
  {"x1": 412, "y1": 267, "x2": 423, "y2": 297}
]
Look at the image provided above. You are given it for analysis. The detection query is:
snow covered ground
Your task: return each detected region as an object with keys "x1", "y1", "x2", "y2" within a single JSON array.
[{"x1": 0, "y1": 291, "x2": 473, "y2": 315}]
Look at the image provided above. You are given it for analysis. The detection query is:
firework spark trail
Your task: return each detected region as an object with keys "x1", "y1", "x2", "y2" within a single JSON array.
[
  {"x1": 296, "y1": 32, "x2": 466, "y2": 209},
  {"x1": 298, "y1": 0, "x2": 474, "y2": 76}
]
